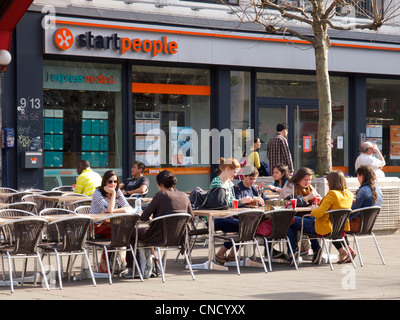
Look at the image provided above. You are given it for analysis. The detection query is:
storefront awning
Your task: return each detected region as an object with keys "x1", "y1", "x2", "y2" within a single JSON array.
[{"x1": 0, "y1": 0, "x2": 33, "y2": 50}]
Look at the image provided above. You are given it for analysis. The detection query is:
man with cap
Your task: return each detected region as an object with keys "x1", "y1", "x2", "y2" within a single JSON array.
[{"x1": 267, "y1": 123, "x2": 294, "y2": 175}]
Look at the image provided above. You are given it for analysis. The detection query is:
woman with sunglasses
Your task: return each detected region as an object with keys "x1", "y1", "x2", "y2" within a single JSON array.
[{"x1": 90, "y1": 170, "x2": 131, "y2": 216}]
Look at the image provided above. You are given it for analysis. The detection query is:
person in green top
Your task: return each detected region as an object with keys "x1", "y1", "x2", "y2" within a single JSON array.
[{"x1": 211, "y1": 157, "x2": 252, "y2": 264}]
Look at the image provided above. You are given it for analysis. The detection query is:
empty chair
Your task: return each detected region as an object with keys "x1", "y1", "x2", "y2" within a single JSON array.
[
  {"x1": 0, "y1": 202, "x2": 37, "y2": 213},
  {"x1": 39, "y1": 216, "x2": 96, "y2": 289},
  {"x1": 61, "y1": 193, "x2": 89, "y2": 197},
  {"x1": 39, "y1": 208, "x2": 78, "y2": 242},
  {"x1": 298, "y1": 209, "x2": 354, "y2": 271},
  {"x1": 214, "y1": 209, "x2": 267, "y2": 275},
  {"x1": 129, "y1": 191, "x2": 148, "y2": 198},
  {"x1": 52, "y1": 186, "x2": 74, "y2": 192},
  {"x1": 39, "y1": 191, "x2": 64, "y2": 197},
  {"x1": 23, "y1": 189, "x2": 46, "y2": 194},
  {"x1": 75, "y1": 205, "x2": 91, "y2": 214},
  {"x1": 347, "y1": 206, "x2": 385, "y2": 267},
  {"x1": 0, "y1": 209, "x2": 36, "y2": 244},
  {"x1": 2, "y1": 191, "x2": 35, "y2": 204},
  {"x1": 0, "y1": 187, "x2": 18, "y2": 194},
  {"x1": 65, "y1": 198, "x2": 92, "y2": 212},
  {"x1": 22, "y1": 195, "x2": 56, "y2": 215},
  {"x1": 0, "y1": 217, "x2": 50, "y2": 293},
  {"x1": 259, "y1": 209, "x2": 298, "y2": 271},
  {"x1": 138, "y1": 213, "x2": 195, "y2": 283},
  {"x1": 86, "y1": 213, "x2": 143, "y2": 284}
]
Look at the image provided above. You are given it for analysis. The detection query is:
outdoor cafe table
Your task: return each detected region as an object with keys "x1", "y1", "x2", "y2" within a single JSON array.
[{"x1": 41, "y1": 195, "x2": 92, "y2": 208}]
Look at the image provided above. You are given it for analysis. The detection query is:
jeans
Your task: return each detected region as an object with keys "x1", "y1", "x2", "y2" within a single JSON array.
[
  {"x1": 287, "y1": 216, "x2": 321, "y2": 253},
  {"x1": 214, "y1": 216, "x2": 239, "y2": 249}
]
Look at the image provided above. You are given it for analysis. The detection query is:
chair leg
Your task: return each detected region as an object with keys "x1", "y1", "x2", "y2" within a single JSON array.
[
  {"x1": 55, "y1": 250, "x2": 63, "y2": 290},
  {"x1": 129, "y1": 244, "x2": 143, "y2": 282},
  {"x1": 82, "y1": 248, "x2": 96, "y2": 287},
  {"x1": 36, "y1": 252, "x2": 50, "y2": 291},
  {"x1": 156, "y1": 247, "x2": 166, "y2": 283},
  {"x1": 254, "y1": 238, "x2": 268, "y2": 273},
  {"x1": 371, "y1": 232, "x2": 386, "y2": 265},
  {"x1": 6, "y1": 252, "x2": 13, "y2": 293},
  {"x1": 352, "y1": 235, "x2": 364, "y2": 267},
  {"x1": 322, "y1": 238, "x2": 334, "y2": 271},
  {"x1": 184, "y1": 251, "x2": 196, "y2": 281},
  {"x1": 231, "y1": 240, "x2": 240, "y2": 275},
  {"x1": 104, "y1": 247, "x2": 112, "y2": 285},
  {"x1": 286, "y1": 237, "x2": 298, "y2": 270},
  {"x1": 264, "y1": 238, "x2": 272, "y2": 272}
]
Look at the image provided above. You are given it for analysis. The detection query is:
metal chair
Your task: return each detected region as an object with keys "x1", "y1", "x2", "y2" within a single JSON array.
[
  {"x1": 0, "y1": 217, "x2": 50, "y2": 293},
  {"x1": 0, "y1": 209, "x2": 36, "y2": 244},
  {"x1": 299, "y1": 209, "x2": 354, "y2": 271},
  {"x1": 214, "y1": 209, "x2": 268, "y2": 275},
  {"x1": 52, "y1": 186, "x2": 74, "y2": 192},
  {"x1": 138, "y1": 213, "x2": 195, "y2": 283},
  {"x1": 0, "y1": 202, "x2": 37, "y2": 213},
  {"x1": 39, "y1": 208, "x2": 78, "y2": 242},
  {"x1": 2, "y1": 191, "x2": 35, "y2": 204},
  {"x1": 129, "y1": 191, "x2": 148, "y2": 198},
  {"x1": 61, "y1": 193, "x2": 89, "y2": 197},
  {"x1": 75, "y1": 205, "x2": 91, "y2": 214},
  {"x1": 86, "y1": 213, "x2": 143, "y2": 284},
  {"x1": 65, "y1": 198, "x2": 92, "y2": 211},
  {"x1": 347, "y1": 206, "x2": 385, "y2": 267},
  {"x1": 258, "y1": 209, "x2": 298, "y2": 271},
  {"x1": 22, "y1": 194, "x2": 57, "y2": 215},
  {"x1": 38, "y1": 216, "x2": 96, "y2": 289},
  {"x1": 0, "y1": 187, "x2": 18, "y2": 194},
  {"x1": 39, "y1": 191, "x2": 64, "y2": 197}
]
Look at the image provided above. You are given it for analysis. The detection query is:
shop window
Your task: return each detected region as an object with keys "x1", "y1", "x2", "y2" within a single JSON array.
[
  {"x1": 132, "y1": 65, "x2": 210, "y2": 172},
  {"x1": 366, "y1": 78, "x2": 400, "y2": 168},
  {"x1": 43, "y1": 61, "x2": 122, "y2": 189}
]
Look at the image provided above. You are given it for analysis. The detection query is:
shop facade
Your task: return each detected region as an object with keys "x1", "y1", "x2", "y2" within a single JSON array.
[{"x1": 3, "y1": 6, "x2": 400, "y2": 195}]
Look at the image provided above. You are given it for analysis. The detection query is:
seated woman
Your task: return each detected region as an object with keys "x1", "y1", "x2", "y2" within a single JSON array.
[
  {"x1": 278, "y1": 167, "x2": 321, "y2": 204},
  {"x1": 266, "y1": 163, "x2": 290, "y2": 193},
  {"x1": 212, "y1": 158, "x2": 252, "y2": 264},
  {"x1": 90, "y1": 170, "x2": 132, "y2": 238},
  {"x1": 287, "y1": 170, "x2": 354, "y2": 264},
  {"x1": 234, "y1": 165, "x2": 268, "y2": 207},
  {"x1": 126, "y1": 170, "x2": 193, "y2": 273},
  {"x1": 352, "y1": 165, "x2": 383, "y2": 211}
]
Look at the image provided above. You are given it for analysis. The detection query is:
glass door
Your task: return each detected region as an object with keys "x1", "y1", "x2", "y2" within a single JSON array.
[{"x1": 257, "y1": 98, "x2": 318, "y2": 172}]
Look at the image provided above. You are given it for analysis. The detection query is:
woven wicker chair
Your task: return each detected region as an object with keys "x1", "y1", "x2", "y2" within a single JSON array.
[
  {"x1": 22, "y1": 194, "x2": 57, "y2": 215},
  {"x1": 0, "y1": 217, "x2": 50, "y2": 293},
  {"x1": 214, "y1": 209, "x2": 267, "y2": 275},
  {"x1": 39, "y1": 216, "x2": 96, "y2": 290},
  {"x1": 39, "y1": 208, "x2": 78, "y2": 242},
  {"x1": 75, "y1": 205, "x2": 91, "y2": 214},
  {"x1": 257, "y1": 209, "x2": 298, "y2": 271},
  {"x1": 138, "y1": 213, "x2": 195, "y2": 283},
  {"x1": 65, "y1": 198, "x2": 92, "y2": 211},
  {"x1": 2, "y1": 192, "x2": 35, "y2": 204},
  {"x1": 86, "y1": 213, "x2": 143, "y2": 284},
  {"x1": 52, "y1": 186, "x2": 74, "y2": 192},
  {"x1": 39, "y1": 191, "x2": 64, "y2": 197},
  {"x1": 0, "y1": 202, "x2": 37, "y2": 213},
  {"x1": 348, "y1": 206, "x2": 385, "y2": 267}
]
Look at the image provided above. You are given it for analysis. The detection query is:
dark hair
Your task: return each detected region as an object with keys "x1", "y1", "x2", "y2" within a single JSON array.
[
  {"x1": 134, "y1": 161, "x2": 146, "y2": 172},
  {"x1": 326, "y1": 170, "x2": 346, "y2": 191},
  {"x1": 276, "y1": 123, "x2": 288, "y2": 132},
  {"x1": 99, "y1": 170, "x2": 120, "y2": 197},
  {"x1": 78, "y1": 159, "x2": 90, "y2": 168},
  {"x1": 156, "y1": 170, "x2": 177, "y2": 189},
  {"x1": 356, "y1": 165, "x2": 378, "y2": 203},
  {"x1": 289, "y1": 167, "x2": 314, "y2": 185},
  {"x1": 272, "y1": 164, "x2": 290, "y2": 187},
  {"x1": 242, "y1": 165, "x2": 259, "y2": 177}
]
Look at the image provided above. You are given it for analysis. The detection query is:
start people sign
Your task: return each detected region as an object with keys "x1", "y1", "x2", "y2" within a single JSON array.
[{"x1": 44, "y1": 16, "x2": 180, "y2": 61}]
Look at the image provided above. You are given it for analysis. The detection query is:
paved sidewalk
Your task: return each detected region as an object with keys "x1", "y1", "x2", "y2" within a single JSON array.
[{"x1": 0, "y1": 234, "x2": 399, "y2": 300}]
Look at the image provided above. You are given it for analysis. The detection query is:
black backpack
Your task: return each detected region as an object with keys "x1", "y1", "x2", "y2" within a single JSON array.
[{"x1": 189, "y1": 186, "x2": 229, "y2": 210}]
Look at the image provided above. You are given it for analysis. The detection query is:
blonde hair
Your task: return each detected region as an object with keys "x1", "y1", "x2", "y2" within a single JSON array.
[{"x1": 326, "y1": 170, "x2": 346, "y2": 191}]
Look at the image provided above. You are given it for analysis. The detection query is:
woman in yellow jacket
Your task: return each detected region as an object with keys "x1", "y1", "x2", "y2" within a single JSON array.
[{"x1": 287, "y1": 170, "x2": 355, "y2": 264}]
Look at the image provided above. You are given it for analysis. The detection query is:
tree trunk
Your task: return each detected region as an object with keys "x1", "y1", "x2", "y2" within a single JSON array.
[{"x1": 313, "y1": 9, "x2": 332, "y2": 176}]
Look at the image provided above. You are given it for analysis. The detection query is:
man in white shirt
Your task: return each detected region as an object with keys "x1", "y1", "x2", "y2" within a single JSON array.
[{"x1": 355, "y1": 142, "x2": 386, "y2": 178}]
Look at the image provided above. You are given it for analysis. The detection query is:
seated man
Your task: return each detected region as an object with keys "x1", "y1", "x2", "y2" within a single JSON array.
[
  {"x1": 234, "y1": 166, "x2": 268, "y2": 207},
  {"x1": 119, "y1": 161, "x2": 149, "y2": 197},
  {"x1": 74, "y1": 160, "x2": 102, "y2": 196}
]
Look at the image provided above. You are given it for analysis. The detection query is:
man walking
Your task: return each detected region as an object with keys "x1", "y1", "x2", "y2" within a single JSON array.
[{"x1": 267, "y1": 123, "x2": 294, "y2": 175}]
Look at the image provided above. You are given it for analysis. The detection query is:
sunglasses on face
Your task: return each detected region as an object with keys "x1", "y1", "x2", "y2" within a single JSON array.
[{"x1": 107, "y1": 180, "x2": 118, "y2": 184}]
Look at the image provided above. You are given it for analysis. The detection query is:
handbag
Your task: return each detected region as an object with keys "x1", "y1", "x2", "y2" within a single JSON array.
[
  {"x1": 190, "y1": 186, "x2": 229, "y2": 210},
  {"x1": 256, "y1": 219, "x2": 272, "y2": 237},
  {"x1": 350, "y1": 217, "x2": 361, "y2": 233}
]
